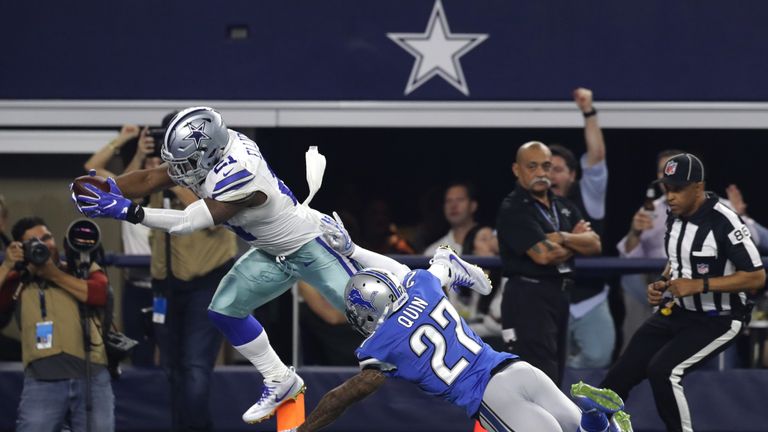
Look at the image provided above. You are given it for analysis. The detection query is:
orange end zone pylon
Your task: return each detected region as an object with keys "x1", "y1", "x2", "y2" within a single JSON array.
[
  {"x1": 473, "y1": 419, "x2": 488, "y2": 432},
  {"x1": 276, "y1": 393, "x2": 305, "y2": 431}
]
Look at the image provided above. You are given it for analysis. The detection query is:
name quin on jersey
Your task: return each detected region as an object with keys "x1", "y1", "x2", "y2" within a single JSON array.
[{"x1": 397, "y1": 296, "x2": 429, "y2": 328}]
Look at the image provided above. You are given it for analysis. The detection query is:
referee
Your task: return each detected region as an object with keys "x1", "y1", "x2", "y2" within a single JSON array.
[
  {"x1": 601, "y1": 153, "x2": 766, "y2": 432},
  {"x1": 497, "y1": 141, "x2": 601, "y2": 385}
]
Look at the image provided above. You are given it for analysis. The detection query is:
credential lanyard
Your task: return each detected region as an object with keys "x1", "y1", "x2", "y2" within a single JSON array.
[{"x1": 535, "y1": 201, "x2": 560, "y2": 231}]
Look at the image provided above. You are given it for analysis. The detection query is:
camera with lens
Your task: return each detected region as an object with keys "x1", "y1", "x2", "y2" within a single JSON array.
[
  {"x1": 65, "y1": 219, "x2": 138, "y2": 379},
  {"x1": 147, "y1": 126, "x2": 166, "y2": 158},
  {"x1": 15, "y1": 238, "x2": 51, "y2": 270}
]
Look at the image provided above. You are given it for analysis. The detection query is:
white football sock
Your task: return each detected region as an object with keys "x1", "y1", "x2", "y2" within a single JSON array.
[
  {"x1": 428, "y1": 263, "x2": 451, "y2": 287},
  {"x1": 234, "y1": 331, "x2": 289, "y2": 382}
]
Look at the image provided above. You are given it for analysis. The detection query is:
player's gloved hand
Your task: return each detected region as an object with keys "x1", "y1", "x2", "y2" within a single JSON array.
[
  {"x1": 320, "y1": 211, "x2": 356, "y2": 256},
  {"x1": 69, "y1": 169, "x2": 98, "y2": 215},
  {"x1": 77, "y1": 177, "x2": 132, "y2": 220}
]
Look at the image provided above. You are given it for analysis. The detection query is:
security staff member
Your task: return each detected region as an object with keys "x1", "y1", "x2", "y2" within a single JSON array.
[
  {"x1": 496, "y1": 141, "x2": 601, "y2": 385},
  {"x1": 601, "y1": 153, "x2": 766, "y2": 432}
]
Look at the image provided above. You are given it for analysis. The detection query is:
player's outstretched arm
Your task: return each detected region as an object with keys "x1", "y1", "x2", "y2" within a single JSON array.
[
  {"x1": 140, "y1": 193, "x2": 265, "y2": 234},
  {"x1": 298, "y1": 369, "x2": 386, "y2": 432},
  {"x1": 115, "y1": 164, "x2": 176, "y2": 199},
  {"x1": 320, "y1": 212, "x2": 411, "y2": 279}
]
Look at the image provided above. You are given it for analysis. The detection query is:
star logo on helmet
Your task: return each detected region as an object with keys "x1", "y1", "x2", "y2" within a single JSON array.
[{"x1": 183, "y1": 121, "x2": 211, "y2": 146}]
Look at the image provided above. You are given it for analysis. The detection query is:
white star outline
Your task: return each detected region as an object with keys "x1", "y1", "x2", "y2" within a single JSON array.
[{"x1": 387, "y1": 0, "x2": 488, "y2": 96}]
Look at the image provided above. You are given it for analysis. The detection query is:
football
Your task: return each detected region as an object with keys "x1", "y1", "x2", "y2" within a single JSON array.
[{"x1": 72, "y1": 174, "x2": 110, "y2": 200}]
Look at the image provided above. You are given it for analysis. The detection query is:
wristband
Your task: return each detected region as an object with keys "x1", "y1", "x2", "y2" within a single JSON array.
[
  {"x1": 702, "y1": 277, "x2": 710, "y2": 294},
  {"x1": 126, "y1": 203, "x2": 145, "y2": 224},
  {"x1": 657, "y1": 275, "x2": 668, "y2": 283},
  {"x1": 583, "y1": 108, "x2": 598, "y2": 118}
]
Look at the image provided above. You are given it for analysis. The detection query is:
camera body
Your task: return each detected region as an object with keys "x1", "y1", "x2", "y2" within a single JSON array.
[
  {"x1": 20, "y1": 237, "x2": 51, "y2": 267},
  {"x1": 147, "y1": 127, "x2": 166, "y2": 158}
]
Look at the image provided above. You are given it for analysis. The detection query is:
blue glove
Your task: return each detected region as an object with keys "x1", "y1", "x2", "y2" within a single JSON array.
[
  {"x1": 76, "y1": 177, "x2": 132, "y2": 220},
  {"x1": 319, "y1": 211, "x2": 356, "y2": 256}
]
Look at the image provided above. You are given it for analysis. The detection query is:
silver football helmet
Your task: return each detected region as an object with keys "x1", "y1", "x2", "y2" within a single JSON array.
[
  {"x1": 161, "y1": 106, "x2": 230, "y2": 188},
  {"x1": 344, "y1": 268, "x2": 408, "y2": 337}
]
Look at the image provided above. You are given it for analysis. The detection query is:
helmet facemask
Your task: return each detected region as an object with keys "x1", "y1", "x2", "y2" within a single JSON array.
[{"x1": 162, "y1": 148, "x2": 208, "y2": 188}]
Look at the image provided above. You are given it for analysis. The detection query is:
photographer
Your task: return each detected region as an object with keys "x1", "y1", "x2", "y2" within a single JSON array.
[{"x1": 0, "y1": 217, "x2": 114, "y2": 432}]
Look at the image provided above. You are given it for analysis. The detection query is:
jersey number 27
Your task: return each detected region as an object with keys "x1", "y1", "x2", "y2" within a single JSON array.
[{"x1": 410, "y1": 298, "x2": 482, "y2": 385}]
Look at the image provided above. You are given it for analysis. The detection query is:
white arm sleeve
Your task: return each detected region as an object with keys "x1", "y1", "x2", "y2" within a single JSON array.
[
  {"x1": 141, "y1": 199, "x2": 215, "y2": 235},
  {"x1": 350, "y1": 246, "x2": 411, "y2": 281}
]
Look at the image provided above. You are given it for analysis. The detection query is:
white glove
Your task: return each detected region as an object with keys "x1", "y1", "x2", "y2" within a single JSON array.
[{"x1": 319, "y1": 211, "x2": 356, "y2": 257}]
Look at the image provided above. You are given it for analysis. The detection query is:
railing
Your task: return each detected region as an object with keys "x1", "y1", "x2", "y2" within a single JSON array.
[{"x1": 104, "y1": 253, "x2": 670, "y2": 274}]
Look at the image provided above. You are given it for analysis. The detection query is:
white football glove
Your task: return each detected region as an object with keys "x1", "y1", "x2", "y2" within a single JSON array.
[{"x1": 319, "y1": 211, "x2": 356, "y2": 257}]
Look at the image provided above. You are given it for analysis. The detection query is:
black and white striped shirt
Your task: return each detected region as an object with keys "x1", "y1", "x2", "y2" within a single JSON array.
[{"x1": 665, "y1": 193, "x2": 763, "y2": 313}]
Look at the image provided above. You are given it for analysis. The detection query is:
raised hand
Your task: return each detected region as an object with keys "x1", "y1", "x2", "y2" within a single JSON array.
[
  {"x1": 630, "y1": 209, "x2": 653, "y2": 235},
  {"x1": 725, "y1": 184, "x2": 747, "y2": 216},
  {"x1": 319, "y1": 211, "x2": 356, "y2": 256},
  {"x1": 573, "y1": 87, "x2": 594, "y2": 113},
  {"x1": 77, "y1": 177, "x2": 132, "y2": 220}
]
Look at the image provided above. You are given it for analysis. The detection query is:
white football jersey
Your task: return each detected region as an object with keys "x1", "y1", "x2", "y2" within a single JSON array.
[{"x1": 194, "y1": 130, "x2": 321, "y2": 256}]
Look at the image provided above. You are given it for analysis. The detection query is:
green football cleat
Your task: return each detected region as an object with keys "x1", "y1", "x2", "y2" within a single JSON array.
[
  {"x1": 570, "y1": 381, "x2": 625, "y2": 414},
  {"x1": 610, "y1": 410, "x2": 633, "y2": 432}
]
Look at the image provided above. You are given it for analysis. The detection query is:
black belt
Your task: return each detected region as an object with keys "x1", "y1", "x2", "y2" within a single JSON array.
[{"x1": 513, "y1": 275, "x2": 574, "y2": 290}]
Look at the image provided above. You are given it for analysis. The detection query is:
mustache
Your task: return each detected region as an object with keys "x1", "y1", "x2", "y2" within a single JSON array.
[{"x1": 529, "y1": 177, "x2": 551, "y2": 188}]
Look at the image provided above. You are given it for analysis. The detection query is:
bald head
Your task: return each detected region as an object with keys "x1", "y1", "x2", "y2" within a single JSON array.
[
  {"x1": 516, "y1": 141, "x2": 551, "y2": 164},
  {"x1": 513, "y1": 141, "x2": 553, "y2": 197}
]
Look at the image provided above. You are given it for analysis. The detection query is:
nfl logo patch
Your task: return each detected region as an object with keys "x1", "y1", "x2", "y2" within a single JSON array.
[
  {"x1": 665, "y1": 160, "x2": 678, "y2": 176},
  {"x1": 697, "y1": 263, "x2": 709, "y2": 275}
]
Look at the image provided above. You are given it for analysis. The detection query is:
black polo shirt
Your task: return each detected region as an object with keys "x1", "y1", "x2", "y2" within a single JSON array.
[{"x1": 496, "y1": 182, "x2": 584, "y2": 278}]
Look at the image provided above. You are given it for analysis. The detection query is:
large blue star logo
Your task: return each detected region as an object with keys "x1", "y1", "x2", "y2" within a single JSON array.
[{"x1": 183, "y1": 121, "x2": 211, "y2": 146}]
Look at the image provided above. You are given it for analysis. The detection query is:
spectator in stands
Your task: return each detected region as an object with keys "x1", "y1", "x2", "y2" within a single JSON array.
[
  {"x1": 725, "y1": 184, "x2": 768, "y2": 253},
  {"x1": 0, "y1": 194, "x2": 22, "y2": 361},
  {"x1": 547, "y1": 88, "x2": 613, "y2": 369},
  {"x1": 423, "y1": 182, "x2": 496, "y2": 256},
  {"x1": 360, "y1": 198, "x2": 415, "y2": 254},
  {"x1": 84, "y1": 124, "x2": 155, "y2": 366},
  {"x1": 423, "y1": 182, "x2": 501, "y2": 338},
  {"x1": 0, "y1": 195, "x2": 10, "y2": 249},
  {"x1": 497, "y1": 141, "x2": 601, "y2": 385},
  {"x1": 1, "y1": 217, "x2": 114, "y2": 431},
  {"x1": 617, "y1": 150, "x2": 762, "y2": 351}
]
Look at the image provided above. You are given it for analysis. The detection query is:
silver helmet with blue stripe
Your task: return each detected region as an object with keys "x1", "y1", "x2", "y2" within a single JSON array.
[
  {"x1": 161, "y1": 106, "x2": 230, "y2": 188},
  {"x1": 344, "y1": 268, "x2": 408, "y2": 337}
]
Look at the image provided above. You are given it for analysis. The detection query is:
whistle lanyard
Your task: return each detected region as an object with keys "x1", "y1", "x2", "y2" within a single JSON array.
[{"x1": 535, "y1": 201, "x2": 560, "y2": 231}]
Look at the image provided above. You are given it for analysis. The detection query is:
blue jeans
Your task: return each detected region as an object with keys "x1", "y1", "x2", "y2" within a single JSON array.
[
  {"x1": 16, "y1": 368, "x2": 114, "y2": 432},
  {"x1": 567, "y1": 300, "x2": 615, "y2": 369},
  {"x1": 154, "y1": 262, "x2": 229, "y2": 432}
]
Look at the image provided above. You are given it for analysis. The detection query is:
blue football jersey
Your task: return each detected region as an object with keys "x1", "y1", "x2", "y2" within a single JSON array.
[{"x1": 355, "y1": 269, "x2": 515, "y2": 417}]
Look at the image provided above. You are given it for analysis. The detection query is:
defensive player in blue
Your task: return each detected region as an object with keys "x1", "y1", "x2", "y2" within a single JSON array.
[{"x1": 298, "y1": 216, "x2": 633, "y2": 432}]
